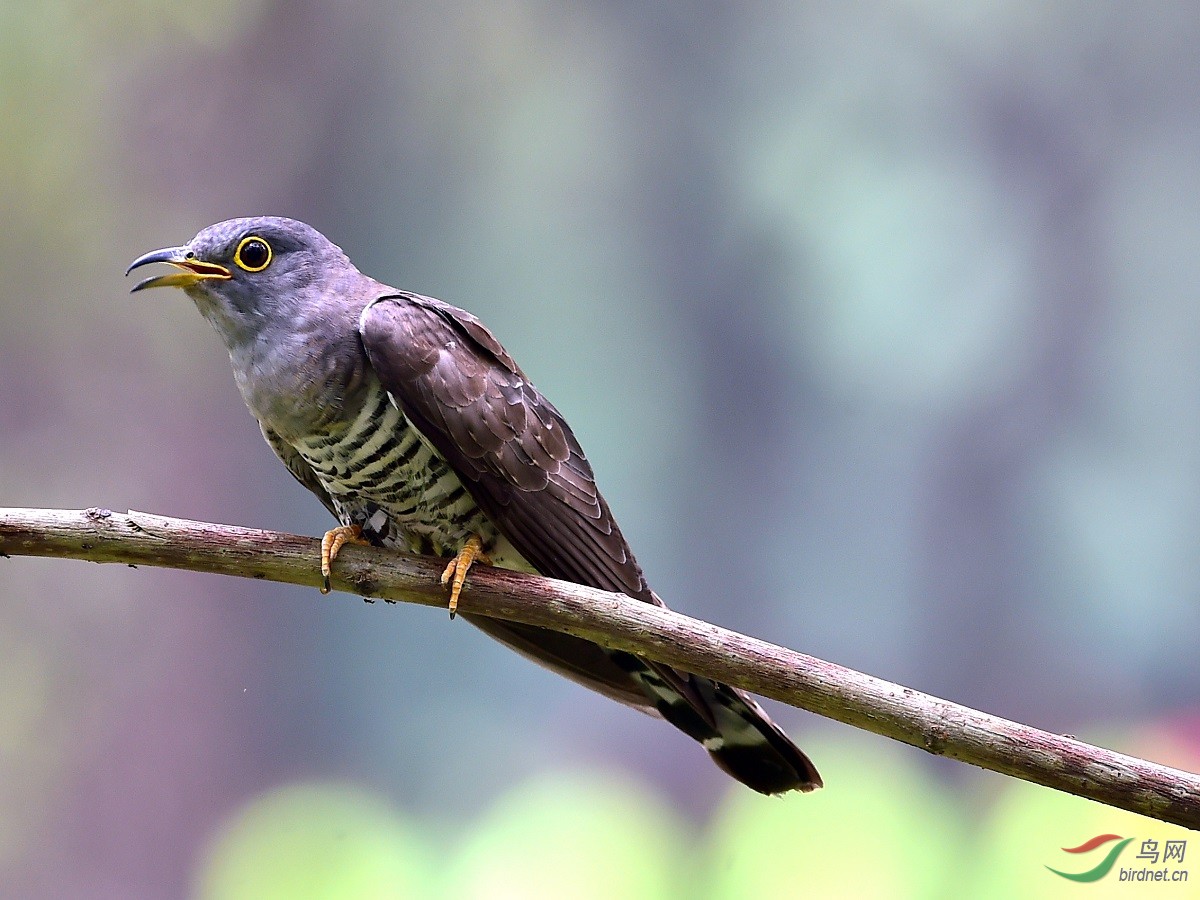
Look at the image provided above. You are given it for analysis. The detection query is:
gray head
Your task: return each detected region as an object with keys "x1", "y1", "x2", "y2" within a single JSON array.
[{"x1": 127, "y1": 216, "x2": 355, "y2": 345}]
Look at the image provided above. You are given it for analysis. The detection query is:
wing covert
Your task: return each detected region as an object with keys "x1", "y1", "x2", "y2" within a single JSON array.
[{"x1": 358, "y1": 293, "x2": 652, "y2": 602}]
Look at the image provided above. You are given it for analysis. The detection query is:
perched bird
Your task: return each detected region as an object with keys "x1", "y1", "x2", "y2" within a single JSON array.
[{"x1": 127, "y1": 217, "x2": 821, "y2": 795}]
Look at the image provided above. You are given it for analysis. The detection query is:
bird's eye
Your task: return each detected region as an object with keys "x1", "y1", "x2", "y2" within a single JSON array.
[{"x1": 234, "y1": 236, "x2": 272, "y2": 272}]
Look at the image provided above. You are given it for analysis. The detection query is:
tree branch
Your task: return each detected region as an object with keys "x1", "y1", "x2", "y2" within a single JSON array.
[{"x1": 2, "y1": 506, "x2": 1197, "y2": 828}]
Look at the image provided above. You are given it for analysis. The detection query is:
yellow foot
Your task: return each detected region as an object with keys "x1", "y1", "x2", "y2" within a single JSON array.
[
  {"x1": 440, "y1": 534, "x2": 489, "y2": 619},
  {"x1": 320, "y1": 525, "x2": 367, "y2": 594}
]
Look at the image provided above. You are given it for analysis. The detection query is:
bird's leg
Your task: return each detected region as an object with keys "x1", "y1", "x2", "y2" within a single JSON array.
[
  {"x1": 440, "y1": 534, "x2": 489, "y2": 619},
  {"x1": 320, "y1": 525, "x2": 368, "y2": 594}
]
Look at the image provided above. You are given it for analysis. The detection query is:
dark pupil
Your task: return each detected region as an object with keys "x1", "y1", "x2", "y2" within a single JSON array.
[{"x1": 242, "y1": 240, "x2": 268, "y2": 268}]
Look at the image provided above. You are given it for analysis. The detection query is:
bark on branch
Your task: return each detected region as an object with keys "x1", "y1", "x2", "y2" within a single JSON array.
[{"x1": 2, "y1": 506, "x2": 1197, "y2": 828}]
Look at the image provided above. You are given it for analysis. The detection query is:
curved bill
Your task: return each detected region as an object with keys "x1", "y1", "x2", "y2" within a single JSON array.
[{"x1": 126, "y1": 246, "x2": 232, "y2": 292}]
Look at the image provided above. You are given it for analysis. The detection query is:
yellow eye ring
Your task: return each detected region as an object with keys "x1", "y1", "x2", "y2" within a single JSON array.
[{"x1": 234, "y1": 235, "x2": 273, "y2": 272}]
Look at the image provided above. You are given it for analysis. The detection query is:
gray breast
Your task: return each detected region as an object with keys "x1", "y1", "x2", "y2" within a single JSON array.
[{"x1": 293, "y1": 379, "x2": 494, "y2": 557}]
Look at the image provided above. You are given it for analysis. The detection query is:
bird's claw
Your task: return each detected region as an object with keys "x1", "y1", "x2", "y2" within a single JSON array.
[
  {"x1": 441, "y1": 534, "x2": 488, "y2": 619},
  {"x1": 320, "y1": 525, "x2": 366, "y2": 594}
]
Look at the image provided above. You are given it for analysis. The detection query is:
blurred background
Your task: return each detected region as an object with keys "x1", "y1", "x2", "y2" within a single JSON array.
[{"x1": 2, "y1": 2, "x2": 1199, "y2": 897}]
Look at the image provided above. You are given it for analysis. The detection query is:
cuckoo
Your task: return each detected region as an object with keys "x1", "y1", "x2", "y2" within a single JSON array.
[{"x1": 127, "y1": 217, "x2": 821, "y2": 795}]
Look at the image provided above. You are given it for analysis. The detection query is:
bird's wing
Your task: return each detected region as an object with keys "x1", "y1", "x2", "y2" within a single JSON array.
[
  {"x1": 359, "y1": 293, "x2": 716, "y2": 721},
  {"x1": 358, "y1": 293, "x2": 653, "y2": 601},
  {"x1": 463, "y1": 616, "x2": 664, "y2": 711},
  {"x1": 356, "y1": 293, "x2": 824, "y2": 795},
  {"x1": 260, "y1": 422, "x2": 340, "y2": 519},
  {"x1": 262, "y1": 325, "x2": 661, "y2": 712}
]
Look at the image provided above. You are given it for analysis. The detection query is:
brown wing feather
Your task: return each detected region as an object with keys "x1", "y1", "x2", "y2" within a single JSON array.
[
  {"x1": 358, "y1": 293, "x2": 653, "y2": 601},
  {"x1": 263, "y1": 382, "x2": 652, "y2": 709},
  {"x1": 464, "y1": 617, "x2": 663, "y2": 712},
  {"x1": 355, "y1": 293, "x2": 819, "y2": 794},
  {"x1": 359, "y1": 294, "x2": 720, "y2": 718}
]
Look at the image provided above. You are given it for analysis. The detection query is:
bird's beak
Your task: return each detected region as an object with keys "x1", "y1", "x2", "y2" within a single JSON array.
[{"x1": 125, "y1": 246, "x2": 232, "y2": 292}]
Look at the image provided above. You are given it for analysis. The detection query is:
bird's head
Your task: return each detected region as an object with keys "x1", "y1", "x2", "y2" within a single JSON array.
[{"x1": 127, "y1": 216, "x2": 352, "y2": 345}]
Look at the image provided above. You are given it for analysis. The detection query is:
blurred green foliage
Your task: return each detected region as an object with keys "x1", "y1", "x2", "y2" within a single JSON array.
[
  {"x1": 196, "y1": 784, "x2": 430, "y2": 900},
  {"x1": 704, "y1": 739, "x2": 962, "y2": 899},
  {"x1": 194, "y1": 728, "x2": 1200, "y2": 898}
]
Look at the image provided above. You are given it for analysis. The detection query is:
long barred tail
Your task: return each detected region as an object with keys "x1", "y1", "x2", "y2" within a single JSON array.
[
  {"x1": 463, "y1": 615, "x2": 821, "y2": 795},
  {"x1": 615, "y1": 651, "x2": 822, "y2": 795},
  {"x1": 700, "y1": 682, "x2": 822, "y2": 795}
]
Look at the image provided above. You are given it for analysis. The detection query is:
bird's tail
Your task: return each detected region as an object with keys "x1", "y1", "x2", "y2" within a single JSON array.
[
  {"x1": 611, "y1": 650, "x2": 821, "y2": 795},
  {"x1": 464, "y1": 616, "x2": 820, "y2": 794},
  {"x1": 696, "y1": 680, "x2": 822, "y2": 795}
]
